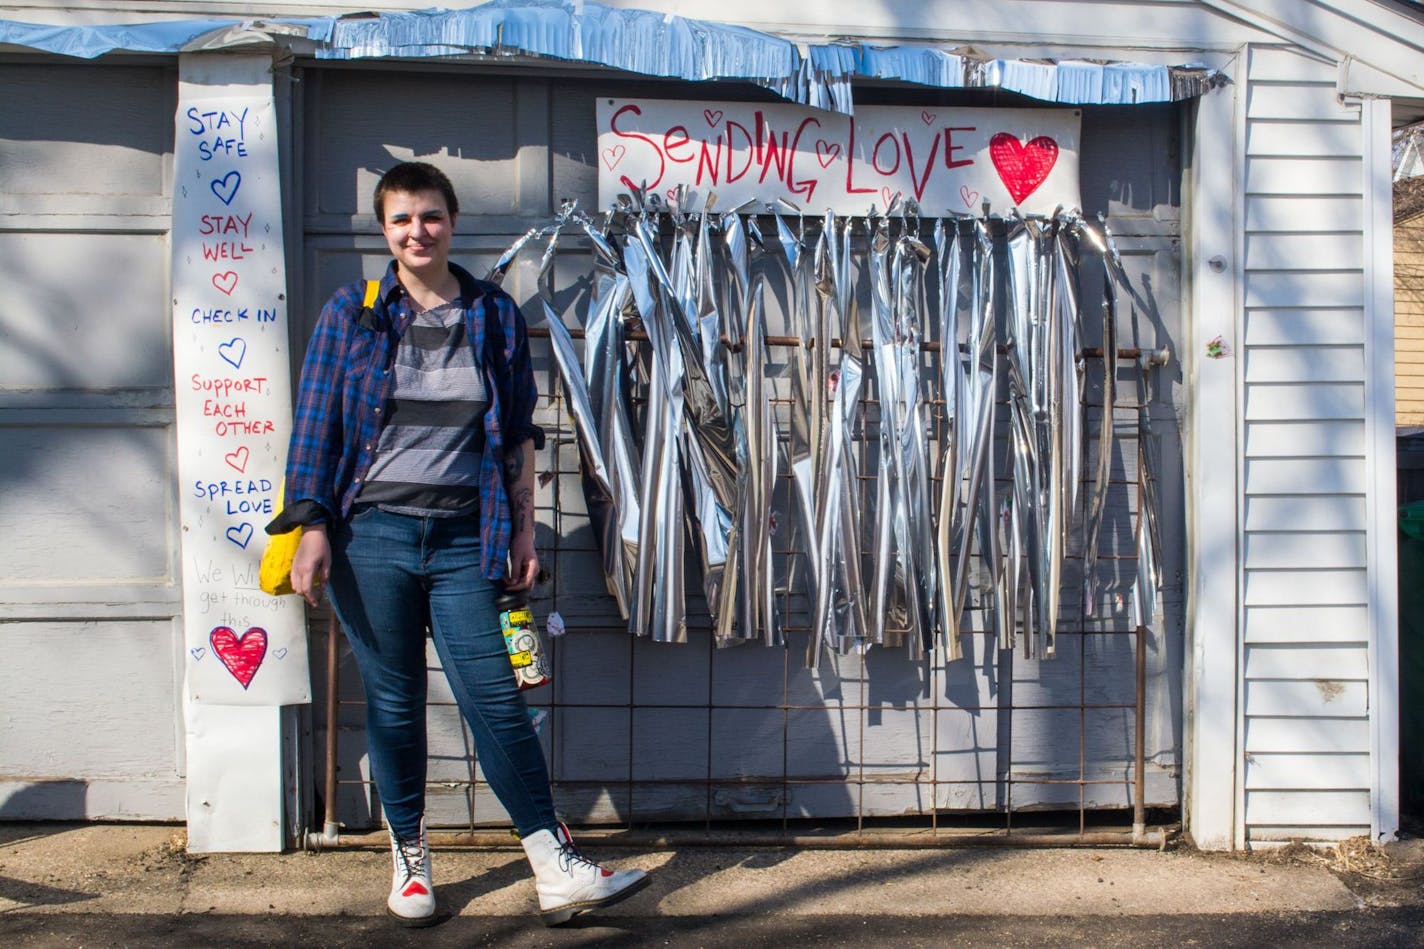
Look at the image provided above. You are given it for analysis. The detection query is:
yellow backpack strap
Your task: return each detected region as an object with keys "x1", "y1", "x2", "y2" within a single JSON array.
[{"x1": 355, "y1": 278, "x2": 383, "y2": 331}]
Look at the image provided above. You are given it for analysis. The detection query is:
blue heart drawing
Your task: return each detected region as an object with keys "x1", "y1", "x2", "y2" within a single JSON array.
[
  {"x1": 190, "y1": 647, "x2": 207, "y2": 661},
  {"x1": 218, "y1": 337, "x2": 246, "y2": 370},
  {"x1": 210, "y1": 171, "x2": 242, "y2": 206},
  {"x1": 226, "y1": 522, "x2": 253, "y2": 549},
  {"x1": 274, "y1": 647, "x2": 289, "y2": 660}
]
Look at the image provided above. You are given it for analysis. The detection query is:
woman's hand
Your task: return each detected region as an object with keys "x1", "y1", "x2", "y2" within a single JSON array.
[
  {"x1": 506, "y1": 530, "x2": 540, "y2": 591},
  {"x1": 291, "y1": 523, "x2": 331, "y2": 607}
]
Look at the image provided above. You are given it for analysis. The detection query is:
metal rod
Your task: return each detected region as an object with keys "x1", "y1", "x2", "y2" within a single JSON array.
[
  {"x1": 527, "y1": 324, "x2": 1164, "y2": 363},
  {"x1": 305, "y1": 614, "x2": 342, "y2": 849},
  {"x1": 1134, "y1": 623, "x2": 1148, "y2": 842},
  {"x1": 324, "y1": 826, "x2": 1173, "y2": 850}
]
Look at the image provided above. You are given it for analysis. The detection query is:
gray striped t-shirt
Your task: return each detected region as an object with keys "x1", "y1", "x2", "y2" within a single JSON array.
[{"x1": 358, "y1": 301, "x2": 488, "y2": 516}]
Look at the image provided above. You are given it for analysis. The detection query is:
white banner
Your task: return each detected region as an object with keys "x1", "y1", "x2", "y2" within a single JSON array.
[
  {"x1": 172, "y1": 94, "x2": 310, "y2": 705},
  {"x1": 597, "y1": 99, "x2": 1080, "y2": 215}
]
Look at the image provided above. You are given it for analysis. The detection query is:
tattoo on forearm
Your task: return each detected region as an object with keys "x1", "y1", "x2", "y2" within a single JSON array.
[
  {"x1": 502, "y1": 448, "x2": 524, "y2": 485},
  {"x1": 512, "y1": 487, "x2": 534, "y2": 533}
]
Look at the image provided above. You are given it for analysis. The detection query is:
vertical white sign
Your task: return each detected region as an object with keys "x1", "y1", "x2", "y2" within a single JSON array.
[{"x1": 172, "y1": 93, "x2": 310, "y2": 705}]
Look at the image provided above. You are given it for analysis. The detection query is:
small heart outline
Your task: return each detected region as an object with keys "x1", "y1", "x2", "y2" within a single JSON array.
[
  {"x1": 210, "y1": 171, "x2": 242, "y2": 206},
  {"x1": 218, "y1": 337, "x2": 246, "y2": 370},
  {"x1": 212, "y1": 271, "x2": 239, "y2": 296},
  {"x1": 226, "y1": 522, "x2": 254, "y2": 549},
  {"x1": 601, "y1": 144, "x2": 626, "y2": 171}
]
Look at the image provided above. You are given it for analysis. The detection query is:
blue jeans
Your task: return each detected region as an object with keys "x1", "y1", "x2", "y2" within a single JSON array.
[{"x1": 326, "y1": 506, "x2": 558, "y2": 840}]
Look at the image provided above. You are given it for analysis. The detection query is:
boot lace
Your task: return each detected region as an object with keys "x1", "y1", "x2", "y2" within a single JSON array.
[
  {"x1": 394, "y1": 835, "x2": 428, "y2": 880},
  {"x1": 556, "y1": 834, "x2": 601, "y2": 875}
]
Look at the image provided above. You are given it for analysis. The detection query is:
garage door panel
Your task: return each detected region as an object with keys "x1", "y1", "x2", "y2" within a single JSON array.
[
  {"x1": 0, "y1": 425, "x2": 171, "y2": 584},
  {"x1": 0, "y1": 620, "x2": 180, "y2": 777},
  {"x1": 305, "y1": 71, "x2": 521, "y2": 219},
  {"x1": 0, "y1": 61, "x2": 179, "y2": 820},
  {"x1": 0, "y1": 232, "x2": 170, "y2": 389},
  {"x1": 0, "y1": 63, "x2": 170, "y2": 198}
]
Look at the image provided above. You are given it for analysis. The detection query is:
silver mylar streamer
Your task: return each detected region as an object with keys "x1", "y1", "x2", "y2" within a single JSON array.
[
  {"x1": 1076, "y1": 216, "x2": 1118, "y2": 618},
  {"x1": 741, "y1": 278, "x2": 782, "y2": 646},
  {"x1": 955, "y1": 221, "x2": 1003, "y2": 647},
  {"x1": 773, "y1": 205, "x2": 822, "y2": 631},
  {"x1": 807, "y1": 213, "x2": 868, "y2": 663},
  {"x1": 624, "y1": 231, "x2": 688, "y2": 643},
  {"x1": 825, "y1": 214, "x2": 872, "y2": 656},
  {"x1": 1054, "y1": 219, "x2": 1086, "y2": 578},
  {"x1": 1003, "y1": 217, "x2": 1037, "y2": 654},
  {"x1": 582, "y1": 260, "x2": 642, "y2": 619},
  {"x1": 491, "y1": 205, "x2": 1162, "y2": 667},
  {"x1": 878, "y1": 215, "x2": 937, "y2": 658},
  {"x1": 868, "y1": 217, "x2": 903, "y2": 646},
  {"x1": 1130, "y1": 362, "x2": 1163, "y2": 632},
  {"x1": 665, "y1": 207, "x2": 741, "y2": 636},
  {"x1": 933, "y1": 217, "x2": 965, "y2": 660}
]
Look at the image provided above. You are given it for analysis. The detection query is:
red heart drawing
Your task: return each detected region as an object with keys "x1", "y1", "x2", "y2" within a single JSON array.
[
  {"x1": 209, "y1": 625, "x2": 267, "y2": 689},
  {"x1": 960, "y1": 184, "x2": 980, "y2": 208},
  {"x1": 666, "y1": 187, "x2": 679, "y2": 203},
  {"x1": 989, "y1": 133, "x2": 1059, "y2": 204},
  {"x1": 703, "y1": 108, "x2": 724, "y2": 127},
  {"x1": 880, "y1": 186, "x2": 901, "y2": 209},
  {"x1": 815, "y1": 140, "x2": 841, "y2": 168},
  {"x1": 224, "y1": 446, "x2": 250, "y2": 473},
  {"x1": 921, "y1": 110, "x2": 938, "y2": 126},
  {"x1": 212, "y1": 271, "x2": 239, "y2": 296},
  {"x1": 601, "y1": 144, "x2": 626, "y2": 171}
]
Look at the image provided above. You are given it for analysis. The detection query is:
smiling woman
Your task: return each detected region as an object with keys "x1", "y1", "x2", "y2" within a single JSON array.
[{"x1": 265, "y1": 161, "x2": 649, "y2": 927}]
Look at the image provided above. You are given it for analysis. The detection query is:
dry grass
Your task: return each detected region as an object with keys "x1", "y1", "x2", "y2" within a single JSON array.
[{"x1": 1282, "y1": 836, "x2": 1424, "y2": 884}]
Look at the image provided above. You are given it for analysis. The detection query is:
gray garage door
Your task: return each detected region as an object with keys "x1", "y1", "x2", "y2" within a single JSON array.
[
  {"x1": 0, "y1": 60, "x2": 185, "y2": 820},
  {"x1": 297, "y1": 64, "x2": 1185, "y2": 831}
]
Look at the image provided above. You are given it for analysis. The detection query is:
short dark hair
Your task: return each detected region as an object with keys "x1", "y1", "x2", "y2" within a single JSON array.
[{"x1": 373, "y1": 162, "x2": 459, "y2": 223}]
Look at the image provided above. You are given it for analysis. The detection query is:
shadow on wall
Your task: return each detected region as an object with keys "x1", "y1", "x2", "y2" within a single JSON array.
[{"x1": 0, "y1": 780, "x2": 89, "y2": 822}]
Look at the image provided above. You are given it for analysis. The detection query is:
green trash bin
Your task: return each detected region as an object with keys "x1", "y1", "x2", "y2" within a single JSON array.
[{"x1": 1398, "y1": 502, "x2": 1424, "y2": 818}]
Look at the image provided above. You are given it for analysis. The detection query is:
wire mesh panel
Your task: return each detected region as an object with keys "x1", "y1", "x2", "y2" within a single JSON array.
[{"x1": 315, "y1": 217, "x2": 1182, "y2": 837}]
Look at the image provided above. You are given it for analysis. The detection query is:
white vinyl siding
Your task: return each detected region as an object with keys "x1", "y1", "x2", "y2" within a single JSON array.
[{"x1": 1238, "y1": 45, "x2": 1373, "y2": 842}]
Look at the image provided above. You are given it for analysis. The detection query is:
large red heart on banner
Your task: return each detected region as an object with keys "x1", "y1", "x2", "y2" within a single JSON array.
[
  {"x1": 209, "y1": 625, "x2": 267, "y2": 689},
  {"x1": 989, "y1": 133, "x2": 1059, "y2": 205}
]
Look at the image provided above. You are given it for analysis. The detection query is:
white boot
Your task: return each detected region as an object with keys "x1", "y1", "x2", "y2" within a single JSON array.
[
  {"x1": 386, "y1": 821, "x2": 436, "y2": 926},
  {"x1": 521, "y1": 823, "x2": 650, "y2": 926}
]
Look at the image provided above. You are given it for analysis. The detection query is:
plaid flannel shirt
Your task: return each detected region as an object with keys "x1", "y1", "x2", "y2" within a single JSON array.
[{"x1": 267, "y1": 261, "x2": 544, "y2": 581}]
